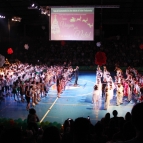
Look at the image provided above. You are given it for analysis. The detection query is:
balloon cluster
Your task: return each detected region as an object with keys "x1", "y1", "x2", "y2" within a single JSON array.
[
  {"x1": 139, "y1": 44, "x2": 143, "y2": 49},
  {"x1": 95, "y1": 51, "x2": 107, "y2": 66},
  {"x1": 96, "y1": 42, "x2": 101, "y2": 47},
  {"x1": 7, "y1": 48, "x2": 13, "y2": 54}
]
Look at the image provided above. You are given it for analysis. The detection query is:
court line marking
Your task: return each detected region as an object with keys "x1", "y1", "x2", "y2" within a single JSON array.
[
  {"x1": 40, "y1": 79, "x2": 95, "y2": 123},
  {"x1": 40, "y1": 97, "x2": 58, "y2": 123},
  {"x1": 47, "y1": 92, "x2": 92, "y2": 97},
  {"x1": 40, "y1": 102, "x2": 92, "y2": 106},
  {"x1": 48, "y1": 79, "x2": 95, "y2": 97}
]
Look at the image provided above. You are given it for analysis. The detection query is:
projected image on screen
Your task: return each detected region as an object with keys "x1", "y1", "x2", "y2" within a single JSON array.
[{"x1": 50, "y1": 7, "x2": 94, "y2": 41}]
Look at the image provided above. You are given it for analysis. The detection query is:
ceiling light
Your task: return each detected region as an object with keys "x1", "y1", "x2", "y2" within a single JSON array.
[
  {"x1": 11, "y1": 16, "x2": 22, "y2": 22},
  {"x1": 40, "y1": 6, "x2": 50, "y2": 16},
  {"x1": 0, "y1": 15, "x2": 5, "y2": 18},
  {"x1": 28, "y1": 2, "x2": 38, "y2": 9}
]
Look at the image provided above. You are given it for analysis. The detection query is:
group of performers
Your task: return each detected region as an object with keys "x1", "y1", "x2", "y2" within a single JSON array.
[
  {"x1": 0, "y1": 62, "x2": 75, "y2": 110},
  {"x1": 93, "y1": 65, "x2": 143, "y2": 110},
  {"x1": 2, "y1": 60, "x2": 143, "y2": 111}
]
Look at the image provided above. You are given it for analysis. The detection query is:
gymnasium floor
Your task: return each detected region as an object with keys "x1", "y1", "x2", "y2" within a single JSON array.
[{"x1": 0, "y1": 72, "x2": 134, "y2": 125}]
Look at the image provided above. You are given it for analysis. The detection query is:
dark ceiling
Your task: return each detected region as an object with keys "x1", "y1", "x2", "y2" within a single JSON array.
[{"x1": 0, "y1": 0, "x2": 143, "y2": 24}]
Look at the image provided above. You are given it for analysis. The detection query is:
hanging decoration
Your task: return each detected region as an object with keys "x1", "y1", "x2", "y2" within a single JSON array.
[
  {"x1": 139, "y1": 44, "x2": 143, "y2": 49},
  {"x1": 95, "y1": 51, "x2": 107, "y2": 66},
  {"x1": 7, "y1": 48, "x2": 13, "y2": 54},
  {"x1": 61, "y1": 41, "x2": 65, "y2": 46},
  {"x1": 24, "y1": 44, "x2": 29, "y2": 50},
  {"x1": 96, "y1": 42, "x2": 101, "y2": 47}
]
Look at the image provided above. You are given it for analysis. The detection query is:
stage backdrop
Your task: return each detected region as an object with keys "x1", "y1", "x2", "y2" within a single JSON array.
[{"x1": 50, "y1": 7, "x2": 94, "y2": 41}]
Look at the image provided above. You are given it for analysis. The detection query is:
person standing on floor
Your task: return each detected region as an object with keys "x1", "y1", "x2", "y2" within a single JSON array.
[
  {"x1": 96, "y1": 78, "x2": 102, "y2": 97},
  {"x1": 92, "y1": 85, "x2": 100, "y2": 106},
  {"x1": 104, "y1": 86, "x2": 110, "y2": 110},
  {"x1": 96, "y1": 65, "x2": 103, "y2": 82},
  {"x1": 25, "y1": 85, "x2": 31, "y2": 111},
  {"x1": 74, "y1": 66, "x2": 79, "y2": 86},
  {"x1": 56, "y1": 75, "x2": 61, "y2": 98},
  {"x1": 116, "y1": 83, "x2": 124, "y2": 106}
]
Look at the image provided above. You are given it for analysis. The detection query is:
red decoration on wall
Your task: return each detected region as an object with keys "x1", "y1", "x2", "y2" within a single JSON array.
[
  {"x1": 139, "y1": 44, "x2": 143, "y2": 49},
  {"x1": 61, "y1": 41, "x2": 65, "y2": 46},
  {"x1": 7, "y1": 48, "x2": 13, "y2": 54},
  {"x1": 95, "y1": 51, "x2": 107, "y2": 66}
]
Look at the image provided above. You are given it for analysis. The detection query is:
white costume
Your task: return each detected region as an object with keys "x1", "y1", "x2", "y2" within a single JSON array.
[
  {"x1": 116, "y1": 84, "x2": 124, "y2": 106},
  {"x1": 104, "y1": 87, "x2": 110, "y2": 110},
  {"x1": 96, "y1": 70, "x2": 103, "y2": 81},
  {"x1": 96, "y1": 79, "x2": 102, "y2": 97},
  {"x1": 92, "y1": 90, "x2": 100, "y2": 104}
]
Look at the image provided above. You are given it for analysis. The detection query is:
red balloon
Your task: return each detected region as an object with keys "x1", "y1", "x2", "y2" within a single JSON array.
[
  {"x1": 95, "y1": 51, "x2": 107, "y2": 66},
  {"x1": 139, "y1": 44, "x2": 143, "y2": 49},
  {"x1": 7, "y1": 48, "x2": 13, "y2": 54}
]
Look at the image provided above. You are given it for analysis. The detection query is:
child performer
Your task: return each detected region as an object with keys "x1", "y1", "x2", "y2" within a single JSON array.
[
  {"x1": 92, "y1": 85, "x2": 100, "y2": 106},
  {"x1": 104, "y1": 86, "x2": 110, "y2": 110},
  {"x1": 25, "y1": 85, "x2": 31, "y2": 111},
  {"x1": 57, "y1": 76, "x2": 61, "y2": 98},
  {"x1": 116, "y1": 83, "x2": 124, "y2": 106}
]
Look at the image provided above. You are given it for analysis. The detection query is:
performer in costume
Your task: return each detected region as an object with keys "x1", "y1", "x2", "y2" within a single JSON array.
[
  {"x1": 133, "y1": 81, "x2": 141, "y2": 101},
  {"x1": 74, "y1": 66, "x2": 79, "y2": 86},
  {"x1": 31, "y1": 81, "x2": 38, "y2": 106},
  {"x1": 116, "y1": 83, "x2": 124, "y2": 106},
  {"x1": 92, "y1": 85, "x2": 100, "y2": 106},
  {"x1": 36, "y1": 82, "x2": 41, "y2": 102},
  {"x1": 25, "y1": 85, "x2": 31, "y2": 111},
  {"x1": 19, "y1": 81, "x2": 25, "y2": 102},
  {"x1": 103, "y1": 66, "x2": 110, "y2": 82},
  {"x1": 108, "y1": 81, "x2": 115, "y2": 100},
  {"x1": 57, "y1": 76, "x2": 61, "y2": 98},
  {"x1": 115, "y1": 66, "x2": 122, "y2": 78},
  {"x1": 104, "y1": 86, "x2": 110, "y2": 110},
  {"x1": 102, "y1": 66, "x2": 109, "y2": 98},
  {"x1": 123, "y1": 80, "x2": 129, "y2": 99},
  {"x1": 96, "y1": 65, "x2": 103, "y2": 82},
  {"x1": 12, "y1": 81, "x2": 18, "y2": 101},
  {"x1": 40, "y1": 79, "x2": 46, "y2": 98},
  {"x1": 96, "y1": 78, "x2": 102, "y2": 98},
  {"x1": 127, "y1": 80, "x2": 133, "y2": 103}
]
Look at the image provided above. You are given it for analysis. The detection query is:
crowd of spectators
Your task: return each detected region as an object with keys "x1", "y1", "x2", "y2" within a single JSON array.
[
  {"x1": 0, "y1": 102, "x2": 143, "y2": 143},
  {"x1": 4, "y1": 36, "x2": 142, "y2": 68},
  {"x1": 0, "y1": 36, "x2": 143, "y2": 142}
]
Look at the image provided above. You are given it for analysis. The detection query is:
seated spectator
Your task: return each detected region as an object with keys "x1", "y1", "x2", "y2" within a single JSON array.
[
  {"x1": 42, "y1": 126, "x2": 61, "y2": 143},
  {"x1": 94, "y1": 121, "x2": 108, "y2": 143},
  {"x1": 0, "y1": 127, "x2": 22, "y2": 143},
  {"x1": 110, "y1": 110, "x2": 119, "y2": 128},
  {"x1": 124, "y1": 112, "x2": 132, "y2": 123},
  {"x1": 121, "y1": 119, "x2": 136, "y2": 141},
  {"x1": 62, "y1": 118, "x2": 74, "y2": 143},
  {"x1": 73, "y1": 117, "x2": 94, "y2": 143},
  {"x1": 112, "y1": 117, "x2": 125, "y2": 142},
  {"x1": 116, "y1": 103, "x2": 143, "y2": 142},
  {"x1": 101, "y1": 112, "x2": 111, "y2": 128}
]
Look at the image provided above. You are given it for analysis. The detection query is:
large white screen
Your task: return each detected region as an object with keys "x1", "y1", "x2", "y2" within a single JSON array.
[{"x1": 50, "y1": 7, "x2": 94, "y2": 41}]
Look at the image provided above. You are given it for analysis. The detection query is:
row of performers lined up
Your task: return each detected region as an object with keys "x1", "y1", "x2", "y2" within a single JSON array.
[
  {"x1": 0, "y1": 63, "x2": 75, "y2": 110},
  {"x1": 96, "y1": 66, "x2": 143, "y2": 85},
  {"x1": 93, "y1": 66, "x2": 143, "y2": 109},
  {"x1": 0, "y1": 63, "x2": 74, "y2": 84}
]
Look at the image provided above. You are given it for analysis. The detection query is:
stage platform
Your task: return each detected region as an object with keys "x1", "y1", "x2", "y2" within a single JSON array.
[{"x1": 0, "y1": 72, "x2": 134, "y2": 125}]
